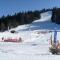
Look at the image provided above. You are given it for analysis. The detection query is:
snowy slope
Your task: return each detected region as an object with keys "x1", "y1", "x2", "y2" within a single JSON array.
[{"x1": 0, "y1": 11, "x2": 60, "y2": 60}]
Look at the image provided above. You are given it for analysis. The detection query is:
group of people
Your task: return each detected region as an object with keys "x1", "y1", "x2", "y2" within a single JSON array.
[{"x1": 1, "y1": 37, "x2": 22, "y2": 42}]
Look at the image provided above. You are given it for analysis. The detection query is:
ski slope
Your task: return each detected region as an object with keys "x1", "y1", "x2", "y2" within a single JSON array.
[{"x1": 0, "y1": 11, "x2": 60, "y2": 60}]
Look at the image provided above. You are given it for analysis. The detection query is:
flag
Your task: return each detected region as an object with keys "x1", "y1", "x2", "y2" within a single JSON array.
[{"x1": 54, "y1": 30, "x2": 57, "y2": 43}]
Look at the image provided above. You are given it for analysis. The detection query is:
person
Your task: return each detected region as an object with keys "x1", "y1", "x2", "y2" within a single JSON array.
[{"x1": 2, "y1": 37, "x2": 4, "y2": 42}]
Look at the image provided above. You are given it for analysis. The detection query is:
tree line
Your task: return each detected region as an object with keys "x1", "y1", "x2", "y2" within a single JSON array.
[
  {"x1": 51, "y1": 7, "x2": 60, "y2": 24},
  {"x1": 0, "y1": 8, "x2": 52, "y2": 31}
]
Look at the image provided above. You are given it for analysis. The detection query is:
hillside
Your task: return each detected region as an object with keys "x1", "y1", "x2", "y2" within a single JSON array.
[{"x1": 0, "y1": 11, "x2": 60, "y2": 60}]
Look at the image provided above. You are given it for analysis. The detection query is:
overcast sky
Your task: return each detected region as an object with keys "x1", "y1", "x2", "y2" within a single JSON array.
[{"x1": 0, "y1": 0, "x2": 60, "y2": 16}]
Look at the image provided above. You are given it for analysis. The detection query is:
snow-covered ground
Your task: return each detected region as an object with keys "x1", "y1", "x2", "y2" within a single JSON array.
[{"x1": 0, "y1": 11, "x2": 60, "y2": 60}]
